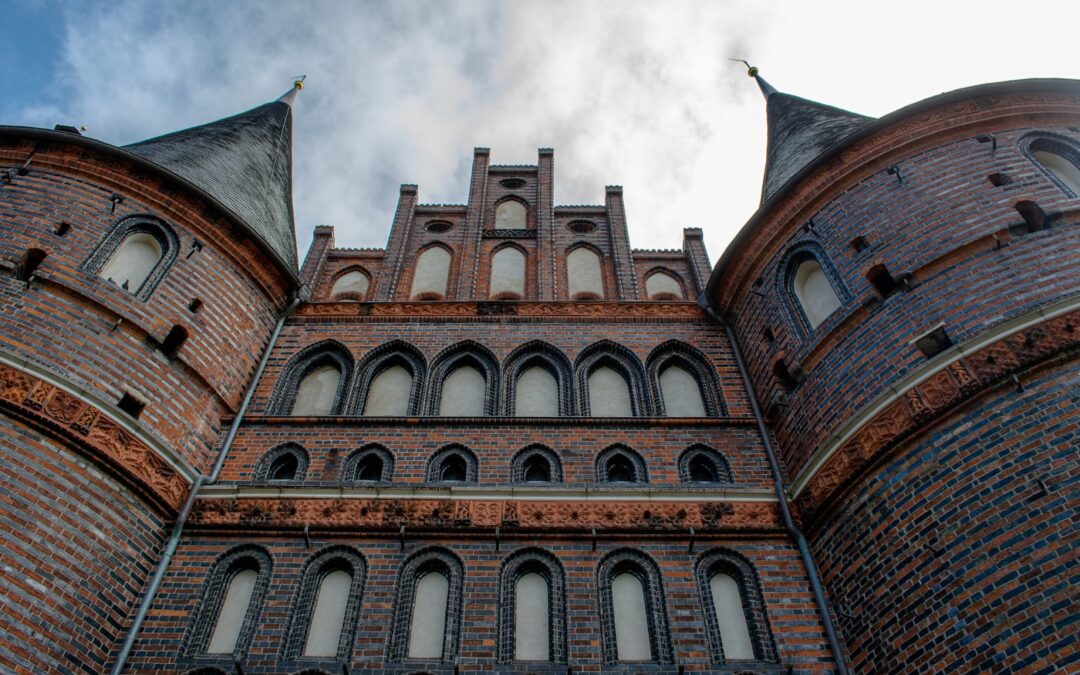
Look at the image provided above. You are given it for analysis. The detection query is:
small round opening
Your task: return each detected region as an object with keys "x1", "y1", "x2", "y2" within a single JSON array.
[
  {"x1": 567, "y1": 220, "x2": 597, "y2": 233},
  {"x1": 425, "y1": 220, "x2": 454, "y2": 233},
  {"x1": 499, "y1": 178, "x2": 527, "y2": 189}
]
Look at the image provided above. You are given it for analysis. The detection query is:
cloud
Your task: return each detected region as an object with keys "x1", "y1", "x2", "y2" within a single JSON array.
[{"x1": 13, "y1": 0, "x2": 1080, "y2": 264}]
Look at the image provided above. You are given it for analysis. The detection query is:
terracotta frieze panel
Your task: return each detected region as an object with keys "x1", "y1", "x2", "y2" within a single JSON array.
[
  {"x1": 294, "y1": 300, "x2": 704, "y2": 321},
  {"x1": 0, "y1": 363, "x2": 187, "y2": 511},
  {"x1": 188, "y1": 497, "x2": 780, "y2": 532},
  {"x1": 797, "y1": 309, "x2": 1080, "y2": 525}
]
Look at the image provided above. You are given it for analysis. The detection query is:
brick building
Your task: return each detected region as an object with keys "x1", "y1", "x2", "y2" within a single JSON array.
[{"x1": 0, "y1": 72, "x2": 1076, "y2": 674}]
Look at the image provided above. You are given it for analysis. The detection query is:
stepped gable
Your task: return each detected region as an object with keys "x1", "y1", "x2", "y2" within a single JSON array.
[{"x1": 125, "y1": 90, "x2": 299, "y2": 270}]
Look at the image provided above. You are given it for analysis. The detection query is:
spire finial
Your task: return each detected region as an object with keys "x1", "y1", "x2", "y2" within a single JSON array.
[
  {"x1": 730, "y1": 59, "x2": 777, "y2": 99},
  {"x1": 278, "y1": 75, "x2": 306, "y2": 106}
]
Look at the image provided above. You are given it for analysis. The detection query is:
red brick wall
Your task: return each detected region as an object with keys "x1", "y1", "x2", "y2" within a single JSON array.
[{"x1": 0, "y1": 414, "x2": 166, "y2": 673}]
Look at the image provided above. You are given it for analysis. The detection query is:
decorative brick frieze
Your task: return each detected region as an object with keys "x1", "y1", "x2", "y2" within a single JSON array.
[{"x1": 294, "y1": 299, "x2": 704, "y2": 321}]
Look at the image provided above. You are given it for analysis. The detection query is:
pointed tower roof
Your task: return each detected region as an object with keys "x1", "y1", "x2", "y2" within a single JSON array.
[
  {"x1": 124, "y1": 84, "x2": 302, "y2": 269},
  {"x1": 753, "y1": 70, "x2": 873, "y2": 204}
]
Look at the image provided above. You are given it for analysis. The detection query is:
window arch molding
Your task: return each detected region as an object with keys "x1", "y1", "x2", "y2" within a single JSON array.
[
  {"x1": 268, "y1": 340, "x2": 353, "y2": 415},
  {"x1": 348, "y1": 340, "x2": 427, "y2": 416},
  {"x1": 425, "y1": 340, "x2": 500, "y2": 416},
  {"x1": 409, "y1": 242, "x2": 454, "y2": 300},
  {"x1": 777, "y1": 242, "x2": 849, "y2": 339},
  {"x1": 1020, "y1": 132, "x2": 1080, "y2": 197},
  {"x1": 183, "y1": 545, "x2": 273, "y2": 660},
  {"x1": 497, "y1": 547, "x2": 568, "y2": 664},
  {"x1": 595, "y1": 444, "x2": 648, "y2": 484},
  {"x1": 281, "y1": 546, "x2": 366, "y2": 662},
  {"x1": 643, "y1": 266, "x2": 687, "y2": 300},
  {"x1": 254, "y1": 443, "x2": 310, "y2": 482},
  {"x1": 488, "y1": 241, "x2": 529, "y2": 300},
  {"x1": 510, "y1": 444, "x2": 563, "y2": 484},
  {"x1": 695, "y1": 548, "x2": 778, "y2": 664},
  {"x1": 492, "y1": 195, "x2": 531, "y2": 229},
  {"x1": 426, "y1": 444, "x2": 479, "y2": 483},
  {"x1": 646, "y1": 340, "x2": 726, "y2": 416},
  {"x1": 678, "y1": 444, "x2": 734, "y2": 484},
  {"x1": 82, "y1": 214, "x2": 180, "y2": 299},
  {"x1": 565, "y1": 242, "x2": 607, "y2": 300},
  {"x1": 387, "y1": 547, "x2": 465, "y2": 663},
  {"x1": 596, "y1": 548, "x2": 673, "y2": 665},
  {"x1": 327, "y1": 265, "x2": 371, "y2": 301},
  {"x1": 574, "y1": 340, "x2": 650, "y2": 416},
  {"x1": 341, "y1": 443, "x2": 394, "y2": 483},
  {"x1": 501, "y1": 340, "x2": 574, "y2": 416}
]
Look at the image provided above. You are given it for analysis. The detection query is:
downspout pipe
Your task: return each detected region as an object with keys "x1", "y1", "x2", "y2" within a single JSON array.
[
  {"x1": 700, "y1": 300, "x2": 850, "y2": 675},
  {"x1": 111, "y1": 296, "x2": 300, "y2": 674}
]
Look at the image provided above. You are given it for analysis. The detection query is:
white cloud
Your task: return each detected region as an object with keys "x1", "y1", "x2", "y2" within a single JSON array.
[{"x1": 12, "y1": 0, "x2": 1080, "y2": 265}]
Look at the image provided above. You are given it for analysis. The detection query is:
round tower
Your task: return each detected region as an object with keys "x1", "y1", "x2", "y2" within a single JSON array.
[
  {"x1": 0, "y1": 90, "x2": 299, "y2": 671},
  {"x1": 708, "y1": 76, "x2": 1080, "y2": 671}
]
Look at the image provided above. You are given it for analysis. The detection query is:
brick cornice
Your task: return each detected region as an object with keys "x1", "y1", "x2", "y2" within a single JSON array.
[
  {"x1": 793, "y1": 304, "x2": 1080, "y2": 527},
  {"x1": 293, "y1": 299, "x2": 705, "y2": 322},
  {"x1": 0, "y1": 361, "x2": 188, "y2": 511},
  {"x1": 189, "y1": 495, "x2": 781, "y2": 532}
]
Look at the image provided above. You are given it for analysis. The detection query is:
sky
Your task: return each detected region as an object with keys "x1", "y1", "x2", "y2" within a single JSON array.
[{"x1": 4, "y1": 0, "x2": 1080, "y2": 263}]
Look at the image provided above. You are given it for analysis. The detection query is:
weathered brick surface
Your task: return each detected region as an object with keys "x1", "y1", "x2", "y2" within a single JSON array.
[
  {"x1": 0, "y1": 413, "x2": 166, "y2": 673},
  {"x1": 127, "y1": 535, "x2": 832, "y2": 673}
]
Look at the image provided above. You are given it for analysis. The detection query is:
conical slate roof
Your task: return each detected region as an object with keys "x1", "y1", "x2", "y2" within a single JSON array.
[
  {"x1": 758, "y1": 75, "x2": 873, "y2": 204},
  {"x1": 124, "y1": 95, "x2": 298, "y2": 270}
]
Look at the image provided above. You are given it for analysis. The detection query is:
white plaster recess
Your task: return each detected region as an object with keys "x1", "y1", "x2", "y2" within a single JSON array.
[
  {"x1": 567, "y1": 247, "x2": 604, "y2": 298},
  {"x1": 363, "y1": 365, "x2": 412, "y2": 416},
  {"x1": 206, "y1": 569, "x2": 257, "y2": 653},
  {"x1": 660, "y1": 365, "x2": 706, "y2": 416},
  {"x1": 793, "y1": 260, "x2": 841, "y2": 328},
  {"x1": 99, "y1": 232, "x2": 162, "y2": 292},
  {"x1": 710, "y1": 573, "x2": 754, "y2": 659},
  {"x1": 303, "y1": 569, "x2": 352, "y2": 656},
  {"x1": 515, "y1": 572, "x2": 550, "y2": 660},
  {"x1": 588, "y1": 366, "x2": 632, "y2": 416},
  {"x1": 612, "y1": 572, "x2": 651, "y2": 661},
  {"x1": 292, "y1": 365, "x2": 341, "y2": 415},
  {"x1": 490, "y1": 246, "x2": 526, "y2": 297},
  {"x1": 646, "y1": 272, "x2": 683, "y2": 299},
  {"x1": 330, "y1": 270, "x2": 369, "y2": 299},
  {"x1": 410, "y1": 246, "x2": 452, "y2": 298},
  {"x1": 408, "y1": 571, "x2": 449, "y2": 658},
  {"x1": 495, "y1": 200, "x2": 527, "y2": 229},
  {"x1": 515, "y1": 366, "x2": 558, "y2": 417},
  {"x1": 440, "y1": 365, "x2": 486, "y2": 416}
]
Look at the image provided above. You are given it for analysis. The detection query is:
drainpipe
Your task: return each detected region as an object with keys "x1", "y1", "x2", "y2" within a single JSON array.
[
  {"x1": 111, "y1": 296, "x2": 300, "y2": 674},
  {"x1": 700, "y1": 300, "x2": 850, "y2": 675}
]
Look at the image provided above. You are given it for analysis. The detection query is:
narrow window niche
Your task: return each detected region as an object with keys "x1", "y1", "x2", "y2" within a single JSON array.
[
  {"x1": 866, "y1": 264, "x2": 900, "y2": 300},
  {"x1": 118, "y1": 391, "x2": 146, "y2": 419},
  {"x1": 15, "y1": 248, "x2": 47, "y2": 282},
  {"x1": 914, "y1": 325, "x2": 954, "y2": 359}
]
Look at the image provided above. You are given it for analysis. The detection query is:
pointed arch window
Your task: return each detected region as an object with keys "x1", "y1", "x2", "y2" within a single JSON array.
[
  {"x1": 83, "y1": 215, "x2": 179, "y2": 299},
  {"x1": 353, "y1": 341, "x2": 425, "y2": 417},
  {"x1": 498, "y1": 549, "x2": 567, "y2": 663},
  {"x1": 185, "y1": 546, "x2": 272, "y2": 659},
  {"x1": 597, "y1": 549, "x2": 673, "y2": 664},
  {"x1": 503, "y1": 341, "x2": 573, "y2": 417},
  {"x1": 282, "y1": 547, "x2": 366, "y2": 661},
  {"x1": 588, "y1": 366, "x2": 632, "y2": 416},
  {"x1": 270, "y1": 342, "x2": 352, "y2": 416},
  {"x1": 596, "y1": 445, "x2": 647, "y2": 484},
  {"x1": 427, "y1": 342, "x2": 499, "y2": 416},
  {"x1": 511, "y1": 445, "x2": 563, "y2": 484},
  {"x1": 329, "y1": 269, "x2": 370, "y2": 301},
  {"x1": 659, "y1": 365, "x2": 706, "y2": 416},
  {"x1": 679, "y1": 445, "x2": 734, "y2": 484},
  {"x1": 576, "y1": 341, "x2": 649, "y2": 416},
  {"x1": 440, "y1": 365, "x2": 485, "y2": 416},
  {"x1": 1024, "y1": 135, "x2": 1080, "y2": 196},
  {"x1": 254, "y1": 444, "x2": 309, "y2": 482},
  {"x1": 489, "y1": 245, "x2": 526, "y2": 299},
  {"x1": 293, "y1": 365, "x2": 341, "y2": 416},
  {"x1": 696, "y1": 549, "x2": 777, "y2": 663},
  {"x1": 516, "y1": 366, "x2": 558, "y2": 417},
  {"x1": 793, "y1": 259, "x2": 841, "y2": 329},
  {"x1": 342, "y1": 444, "x2": 394, "y2": 483},
  {"x1": 567, "y1": 246, "x2": 604, "y2": 299},
  {"x1": 364, "y1": 365, "x2": 412, "y2": 416},
  {"x1": 427, "y1": 445, "x2": 478, "y2": 483},
  {"x1": 647, "y1": 341, "x2": 725, "y2": 417},
  {"x1": 410, "y1": 245, "x2": 452, "y2": 300},
  {"x1": 388, "y1": 548, "x2": 465, "y2": 663}
]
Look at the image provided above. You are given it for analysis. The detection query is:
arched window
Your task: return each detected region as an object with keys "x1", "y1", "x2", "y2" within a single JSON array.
[
  {"x1": 83, "y1": 215, "x2": 178, "y2": 299},
  {"x1": 596, "y1": 445, "x2": 647, "y2": 484},
  {"x1": 185, "y1": 546, "x2": 272, "y2": 659},
  {"x1": 329, "y1": 269, "x2": 370, "y2": 301},
  {"x1": 597, "y1": 549, "x2": 673, "y2": 664},
  {"x1": 644, "y1": 270, "x2": 685, "y2": 300},
  {"x1": 498, "y1": 549, "x2": 567, "y2": 663},
  {"x1": 293, "y1": 365, "x2": 342, "y2": 416},
  {"x1": 269, "y1": 341, "x2": 353, "y2": 416},
  {"x1": 440, "y1": 366, "x2": 485, "y2": 417},
  {"x1": 427, "y1": 445, "x2": 478, "y2": 483},
  {"x1": 566, "y1": 246, "x2": 604, "y2": 299},
  {"x1": 659, "y1": 365, "x2": 706, "y2": 416},
  {"x1": 254, "y1": 444, "x2": 309, "y2": 482},
  {"x1": 678, "y1": 445, "x2": 734, "y2": 484},
  {"x1": 576, "y1": 341, "x2": 649, "y2": 416},
  {"x1": 510, "y1": 445, "x2": 563, "y2": 484},
  {"x1": 342, "y1": 444, "x2": 394, "y2": 483},
  {"x1": 352, "y1": 341, "x2": 426, "y2": 417},
  {"x1": 427, "y1": 341, "x2": 499, "y2": 416},
  {"x1": 1025, "y1": 135, "x2": 1080, "y2": 195},
  {"x1": 696, "y1": 549, "x2": 777, "y2": 663},
  {"x1": 283, "y1": 547, "x2": 366, "y2": 661},
  {"x1": 495, "y1": 199, "x2": 528, "y2": 229},
  {"x1": 388, "y1": 548, "x2": 465, "y2": 663},
  {"x1": 647, "y1": 341, "x2": 725, "y2": 417},
  {"x1": 410, "y1": 245, "x2": 452, "y2": 300},
  {"x1": 502, "y1": 341, "x2": 573, "y2": 417},
  {"x1": 489, "y1": 246, "x2": 526, "y2": 299},
  {"x1": 793, "y1": 259, "x2": 841, "y2": 329}
]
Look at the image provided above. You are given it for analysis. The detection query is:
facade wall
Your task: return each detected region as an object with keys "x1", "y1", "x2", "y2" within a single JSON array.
[{"x1": 0, "y1": 413, "x2": 166, "y2": 673}]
